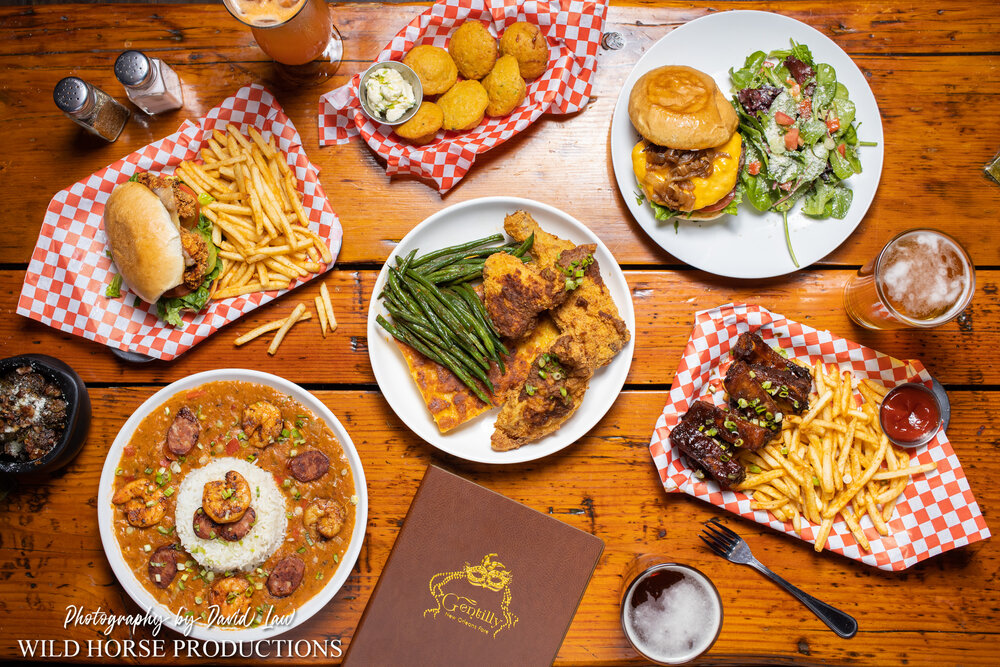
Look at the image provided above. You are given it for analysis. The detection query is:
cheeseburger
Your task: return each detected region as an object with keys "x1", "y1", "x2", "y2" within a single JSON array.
[
  {"x1": 629, "y1": 65, "x2": 742, "y2": 220},
  {"x1": 103, "y1": 173, "x2": 220, "y2": 326}
]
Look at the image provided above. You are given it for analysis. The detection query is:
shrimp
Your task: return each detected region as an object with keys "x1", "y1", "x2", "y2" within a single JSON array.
[
  {"x1": 112, "y1": 479, "x2": 166, "y2": 528},
  {"x1": 202, "y1": 471, "x2": 251, "y2": 524},
  {"x1": 209, "y1": 577, "x2": 253, "y2": 618},
  {"x1": 303, "y1": 498, "x2": 346, "y2": 539},
  {"x1": 242, "y1": 401, "x2": 283, "y2": 449}
]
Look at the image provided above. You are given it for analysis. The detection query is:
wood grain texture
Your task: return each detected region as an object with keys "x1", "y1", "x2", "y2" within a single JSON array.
[
  {"x1": 0, "y1": 389, "x2": 996, "y2": 665},
  {"x1": 0, "y1": 3, "x2": 998, "y2": 265},
  {"x1": 2, "y1": 268, "x2": 998, "y2": 385}
]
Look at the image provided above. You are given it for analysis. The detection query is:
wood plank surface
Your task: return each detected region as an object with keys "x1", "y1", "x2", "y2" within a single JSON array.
[
  {"x1": 0, "y1": 3, "x2": 998, "y2": 266},
  {"x1": 0, "y1": 389, "x2": 996, "y2": 666},
  {"x1": 3, "y1": 268, "x2": 998, "y2": 386}
]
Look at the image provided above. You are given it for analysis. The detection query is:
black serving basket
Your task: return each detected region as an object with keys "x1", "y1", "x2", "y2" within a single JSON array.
[{"x1": 0, "y1": 354, "x2": 91, "y2": 475}]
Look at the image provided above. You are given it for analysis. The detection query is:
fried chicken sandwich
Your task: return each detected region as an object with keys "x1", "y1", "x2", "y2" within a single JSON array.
[
  {"x1": 629, "y1": 65, "x2": 743, "y2": 220},
  {"x1": 103, "y1": 173, "x2": 220, "y2": 326}
]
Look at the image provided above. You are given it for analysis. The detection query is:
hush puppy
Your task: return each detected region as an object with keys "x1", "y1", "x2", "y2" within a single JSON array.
[
  {"x1": 395, "y1": 102, "x2": 444, "y2": 145},
  {"x1": 449, "y1": 21, "x2": 498, "y2": 81},
  {"x1": 438, "y1": 80, "x2": 489, "y2": 131},
  {"x1": 499, "y1": 22, "x2": 549, "y2": 80},
  {"x1": 403, "y1": 45, "x2": 458, "y2": 95},
  {"x1": 482, "y1": 55, "x2": 526, "y2": 117}
]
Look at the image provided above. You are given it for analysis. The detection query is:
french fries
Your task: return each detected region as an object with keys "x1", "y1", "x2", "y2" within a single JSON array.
[
  {"x1": 737, "y1": 363, "x2": 937, "y2": 553},
  {"x1": 180, "y1": 125, "x2": 333, "y2": 304}
]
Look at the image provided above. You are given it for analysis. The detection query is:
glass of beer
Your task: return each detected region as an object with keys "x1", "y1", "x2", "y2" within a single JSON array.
[
  {"x1": 223, "y1": 0, "x2": 343, "y2": 83},
  {"x1": 843, "y1": 229, "x2": 975, "y2": 330},
  {"x1": 620, "y1": 556, "x2": 723, "y2": 665}
]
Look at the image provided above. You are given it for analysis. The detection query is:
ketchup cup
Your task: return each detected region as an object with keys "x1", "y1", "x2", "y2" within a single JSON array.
[{"x1": 879, "y1": 382, "x2": 945, "y2": 448}]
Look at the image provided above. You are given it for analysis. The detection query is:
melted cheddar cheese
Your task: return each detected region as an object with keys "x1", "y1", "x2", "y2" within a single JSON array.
[{"x1": 632, "y1": 132, "x2": 742, "y2": 210}]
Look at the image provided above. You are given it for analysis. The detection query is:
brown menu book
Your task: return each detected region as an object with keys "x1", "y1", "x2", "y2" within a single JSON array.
[{"x1": 343, "y1": 465, "x2": 604, "y2": 666}]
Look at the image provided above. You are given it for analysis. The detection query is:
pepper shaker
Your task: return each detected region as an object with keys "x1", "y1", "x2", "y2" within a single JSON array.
[
  {"x1": 114, "y1": 50, "x2": 184, "y2": 115},
  {"x1": 53, "y1": 77, "x2": 130, "y2": 142}
]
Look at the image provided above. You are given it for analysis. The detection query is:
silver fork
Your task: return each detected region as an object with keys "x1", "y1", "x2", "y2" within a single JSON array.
[{"x1": 700, "y1": 518, "x2": 858, "y2": 638}]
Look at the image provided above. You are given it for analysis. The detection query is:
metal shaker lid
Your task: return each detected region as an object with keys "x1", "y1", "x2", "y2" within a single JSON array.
[
  {"x1": 53, "y1": 77, "x2": 92, "y2": 113},
  {"x1": 114, "y1": 50, "x2": 152, "y2": 87}
]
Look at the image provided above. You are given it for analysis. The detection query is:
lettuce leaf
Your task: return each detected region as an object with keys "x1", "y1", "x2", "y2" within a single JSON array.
[{"x1": 156, "y1": 261, "x2": 221, "y2": 329}]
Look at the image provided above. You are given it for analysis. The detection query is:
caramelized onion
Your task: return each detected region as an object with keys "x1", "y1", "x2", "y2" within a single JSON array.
[{"x1": 643, "y1": 143, "x2": 717, "y2": 210}]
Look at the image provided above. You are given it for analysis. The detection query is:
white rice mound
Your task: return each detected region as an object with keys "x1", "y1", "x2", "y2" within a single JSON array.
[{"x1": 175, "y1": 457, "x2": 287, "y2": 573}]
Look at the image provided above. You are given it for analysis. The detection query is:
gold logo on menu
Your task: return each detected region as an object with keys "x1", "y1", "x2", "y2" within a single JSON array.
[{"x1": 423, "y1": 553, "x2": 518, "y2": 638}]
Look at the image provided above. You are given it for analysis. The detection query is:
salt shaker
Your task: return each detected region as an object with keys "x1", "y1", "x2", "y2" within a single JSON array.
[
  {"x1": 53, "y1": 77, "x2": 130, "y2": 142},
  {"x1": 114, "y1": 50, "x2": 184, "y2": 115}
]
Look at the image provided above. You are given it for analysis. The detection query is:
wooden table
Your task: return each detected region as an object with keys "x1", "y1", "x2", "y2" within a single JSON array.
[{"x1": 1, "y1": 2, "x2": 999, "y2": 664}]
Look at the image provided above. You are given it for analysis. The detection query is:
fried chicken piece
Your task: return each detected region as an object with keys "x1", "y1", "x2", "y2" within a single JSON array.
[
  {"x1": 180, "y1": 229, "x2": 209, "y2": 289},
  {"x1": 134, "y1": 172, "x2": 197, "y2": 221},
  {"x1": 491, "y1": 335, "x2": 593, "y2": 451},
  {"x1": 503, "y1": 211, "x2": 631, "y2": 370},
  {"x1": 482, "y1": 252, "x2": 568, "y2": 339}
]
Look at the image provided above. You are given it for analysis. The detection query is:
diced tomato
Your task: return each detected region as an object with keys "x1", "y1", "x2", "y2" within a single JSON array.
[
  {"x1": 784, "y1": 127, "x2": 800, "y2": 152},
  {"x1": 748, "y1": 161, "x2": 762, "y2": 176},
  {"x1": 225, "y1": 438, "x2": 239, "y2": 455},
  {"x1": 774, "y1": 111, "x2": 795, "y2": 126},
  {"x1": 826, "y1": 116, "x2": 841, "y2": 133},
  {"x1": 186, "y1": 389, "x2": 205, "y2": 399},
  {"x1": 837, "y1": 143, "x2": 847, "y2": 157},
  {"x1": 779, "y1": 181, "x2": 794, "y2": 192},
  {"x1": 124, "y1": 445, "x2": 135, "y2": 456},
  {"x1": 798, "y1": 97, "x2": 812, "y2": 117}
]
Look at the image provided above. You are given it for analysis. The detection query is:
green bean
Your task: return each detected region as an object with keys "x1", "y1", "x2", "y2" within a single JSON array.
[
  {"x1": 396, "y1": 320, "x2": 495, "y2": 392},
  {"x1": 511, "y1": 232, "x2": 534, "y2": 258},
  {"x1": 409, "y1": 234, "x2": 504, "y2": 268},
  {"x1": 377, "y1": 316, "x2": 491, "y2": 404},
  {"x1": 406, "y1": 270, "x2": 491, "y2": 357}
]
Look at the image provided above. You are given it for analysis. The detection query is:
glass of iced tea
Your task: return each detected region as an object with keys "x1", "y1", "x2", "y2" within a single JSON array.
[
  {"x1": 620, "y1": 556, "x2": 723, "y2": 665},
  {"x1": 223, "y1": 0, "x2": 343, "y2": 83},
  {"x1": 843, "y1": 229, "x2": 975, "y2": 330}
]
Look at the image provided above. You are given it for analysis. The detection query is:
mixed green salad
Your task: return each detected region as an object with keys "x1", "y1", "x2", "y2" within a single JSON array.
[{"x1": 730, "y1": 40, "x2": 875, "y2": 265}]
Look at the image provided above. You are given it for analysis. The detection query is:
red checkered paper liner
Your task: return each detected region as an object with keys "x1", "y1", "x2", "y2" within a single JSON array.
[
  {"x1": 649, "y1": 303, "x2": 990, "y2": 571},
  {"x1": 318, "y1": 0, "x2": 608, "y2": 193},
  {"x1": 17, "y1": 84, "x2": 343, "y2": 361}
]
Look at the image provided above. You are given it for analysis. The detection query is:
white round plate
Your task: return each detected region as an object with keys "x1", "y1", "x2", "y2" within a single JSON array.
[
  {"x1": 97, "y1": 369, "x2": 368, "y2": 642},
  {"x1": 610, "y1": 10, "x2": 885, "y2": 279},
  {"x1": 367, "y1": 197, "x2": 635, "y2": 464}
]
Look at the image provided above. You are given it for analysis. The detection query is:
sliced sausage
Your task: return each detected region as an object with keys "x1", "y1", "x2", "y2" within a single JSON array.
[
  {"x1": 287, "y1": 450, "x2": 329, "y2": 482},
  {"x1": 166, "y1": 406, "x2": 200, "y2": 456},
  {"x1": 218, "y1": 506, "x2": 256, "y2": 542},
  {"x1": 266, "y1": 556, "x2": 305, "y2": 598},
  {"x1": 192, "y1": 508, "x2": 219, "y2": 539},
  {"x1": 148, "y1": 546, "x2": 178, "y2": 589}
]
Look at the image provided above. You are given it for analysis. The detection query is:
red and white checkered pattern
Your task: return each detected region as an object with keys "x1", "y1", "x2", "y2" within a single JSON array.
[
  {"x1": 17, "y1": 84, "x2": 343, "y2": 361},
  {"x1": 318, "y1": 0, "x2": 608, "y2": 193},
  {"x1": 649, "y1": 303, "x2": 990, "y2": 571}
]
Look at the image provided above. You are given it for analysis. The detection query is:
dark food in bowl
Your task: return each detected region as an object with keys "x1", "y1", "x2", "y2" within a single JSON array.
[{"x1": 0, "y1": 365, "x2": 68, "y2": 462}]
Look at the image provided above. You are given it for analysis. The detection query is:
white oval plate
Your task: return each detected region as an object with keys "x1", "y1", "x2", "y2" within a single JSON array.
[
  {"x1": 97, "y1": 369, "x2": 368, "y2": 642},
  {"x1": 367, "y1": 197, "x2": 636, "y2": 464},
  {"x1": 610, "y1": 10, "x2": 885, "y2": 279}
]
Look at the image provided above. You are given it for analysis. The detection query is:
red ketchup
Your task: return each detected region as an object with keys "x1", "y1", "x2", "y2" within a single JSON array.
[{"x1": 880, "y1": 385, "x2": 941, "y2": 443}]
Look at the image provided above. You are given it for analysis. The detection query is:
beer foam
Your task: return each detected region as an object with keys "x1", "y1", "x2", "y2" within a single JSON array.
[
  {"x1": 625, "y1": 577, "x2": 719, "y2": 663},
  {"x1": 880, "y1": 232, "x2": 968, "y2": 321}
]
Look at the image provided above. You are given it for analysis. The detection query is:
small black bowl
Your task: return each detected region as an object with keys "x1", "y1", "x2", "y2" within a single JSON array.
[{"x1": 0, "y1": 354, "x2": 91, "y2": 475}]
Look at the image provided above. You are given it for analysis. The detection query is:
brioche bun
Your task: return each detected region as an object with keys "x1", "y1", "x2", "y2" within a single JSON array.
[
  {"x1": 628, "y1": 65, "x2": 737, "y2": 149},
  {"x1": 103, "y1": 181, "x2": 185, "y2": 304}
]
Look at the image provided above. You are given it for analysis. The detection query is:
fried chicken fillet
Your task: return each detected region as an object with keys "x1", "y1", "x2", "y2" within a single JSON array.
[
  {"x1": 503, "y1": 210, "x2": 631, "y2": 370},
  {"x1": 491, "y1": 335, "x2": 593, "y2": 451},
  {"x1": 482, "y1": 252, "x2": 568, "y2": 339}
]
